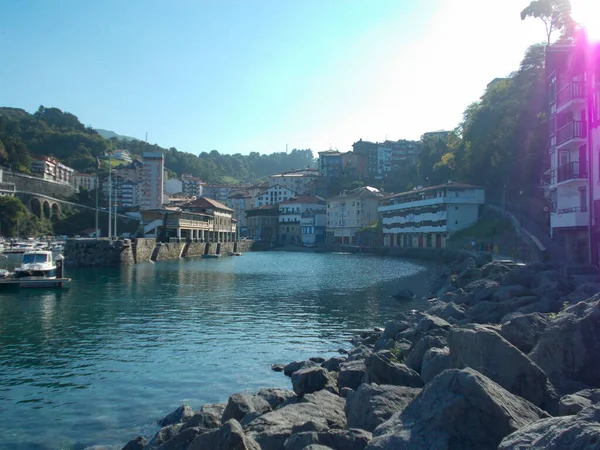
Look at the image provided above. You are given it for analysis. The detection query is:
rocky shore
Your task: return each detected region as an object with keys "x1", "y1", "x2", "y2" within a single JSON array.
[{"x1": 115, "y1": 253, "x2": 600, "y2": 450}]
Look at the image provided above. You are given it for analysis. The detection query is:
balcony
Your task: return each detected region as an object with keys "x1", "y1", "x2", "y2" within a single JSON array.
[
  {"x1": 556, "y1": 121, "x2": 587, "y2": 147},
  {"x1": 557, "y1": 81, "x2": 585, "y2": 109},
  {"x1": 551, "y1": 206, "x2": 589, "y2": 229},
  {"x1": 556, "y1": 161, "x2": 587, "y2": 183}
]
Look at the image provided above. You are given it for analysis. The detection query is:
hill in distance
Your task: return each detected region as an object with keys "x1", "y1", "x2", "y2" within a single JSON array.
[{"x1": 95, "y1": 129, "x2": 139, "y2": 142}]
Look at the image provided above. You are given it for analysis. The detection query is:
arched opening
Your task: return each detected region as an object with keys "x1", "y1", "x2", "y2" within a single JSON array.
[
  {"x1": 30, "y1": 198, "x2": 42, "y2": 218},
  {"x1": 51, "y1": 203, "x2": 60, "y2": 219},
  {"x1": 42, "y1": 201, "x2": 51, "y2": 219}
]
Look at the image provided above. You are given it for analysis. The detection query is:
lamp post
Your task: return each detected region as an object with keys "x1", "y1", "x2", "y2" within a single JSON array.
[{"x1": 108, "y1": 152, "x2": 112, "y2": 240}]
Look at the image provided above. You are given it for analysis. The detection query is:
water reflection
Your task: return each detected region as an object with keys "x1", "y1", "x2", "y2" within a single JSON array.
[{"x1": 0, "y1": 251, "x2": 431, "y2": 449}]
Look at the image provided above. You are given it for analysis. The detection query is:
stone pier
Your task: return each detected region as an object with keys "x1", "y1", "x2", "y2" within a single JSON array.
[{"x1": 64, "y1": 238, "x2": 252, "y2": 267}]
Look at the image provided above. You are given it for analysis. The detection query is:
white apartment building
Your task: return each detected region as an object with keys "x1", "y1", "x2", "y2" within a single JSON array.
[
  {"x1": 544, "y1": 38, "x2": 600, "y2": 264},
  {"x1": 268, "y1": 169, "x2": 318, "y2": 195},
  {"x1": 113, "y1": 149, "x2": 133, "y2": 162},
  {"x1": 165, "y1": 178, "x2": 183, "y2": 195},
  {"x1": 378, "y1": 182, "x2": 485, "y2": 249},
  {"x1": 376, "y1": 145, "x2": 392, "y2": 179},
  {"x1": 73, "y1": 173, "x2": 98, "y2": 191},
  {"x1": 279, "y1": 196, "x2": 325, "y2": 245},
  {"x1": 255, "y1": 184, "x2": 296, "y2": 207},
  {"x1": 141, "y1": 152, "x2": 164, "y2": 210},
  {"x1": 326, "y1": 186, "x2": 383, "y2": 244},
  {"x1": 121, "y1": 180, "x2": 142, "y2": 208},
  {"x1": 182, "y1": 174, "x2": 204, "y2": 197}
]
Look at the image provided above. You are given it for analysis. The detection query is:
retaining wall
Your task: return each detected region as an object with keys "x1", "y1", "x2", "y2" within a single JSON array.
[
  {"x1": 154, "y1": 242, "x2": 186, "y2": 261},
  {"x1": 64, "y1": 238, "x2": 134, "y2": 267},
  {"x1": 133, "y1": 238, "x2": 156, "y2": 263},
  {"x1": 2, "y1": 170, "x2": 75, "y2": 198}
]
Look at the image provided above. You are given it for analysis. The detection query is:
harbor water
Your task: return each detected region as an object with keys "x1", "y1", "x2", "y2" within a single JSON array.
[{"x1": 0, "y1": 251, "x2": 432, "y2": 449}]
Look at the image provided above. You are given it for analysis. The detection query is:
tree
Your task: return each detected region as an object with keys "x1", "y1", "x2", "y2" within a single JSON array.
[
  {"x1": 520, "y1": 0, "x2": 574, "y2": 45},
  {"x1": 0, "y1": 196, "x2": 32, "y2": 237}
]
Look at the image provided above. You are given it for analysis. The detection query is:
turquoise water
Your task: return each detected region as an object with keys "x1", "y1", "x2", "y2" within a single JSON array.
[{"x1": 0, "y1": 251, "x2": 430, "y2": 449}]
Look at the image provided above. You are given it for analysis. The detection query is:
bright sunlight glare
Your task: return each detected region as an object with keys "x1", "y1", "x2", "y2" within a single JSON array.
[{"x1": 571, "y1": 0, "x2": 600, "y2": 42}]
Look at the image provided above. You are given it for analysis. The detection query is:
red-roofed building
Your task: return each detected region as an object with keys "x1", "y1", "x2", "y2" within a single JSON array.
[{"x1": 182, "y1": 196, "x2": 236, "y2": 242}]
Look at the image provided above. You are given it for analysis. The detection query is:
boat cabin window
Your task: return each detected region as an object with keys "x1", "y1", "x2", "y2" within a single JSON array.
[{"x1": 22, "y1": 254, "x2": 49, "y2": 264}]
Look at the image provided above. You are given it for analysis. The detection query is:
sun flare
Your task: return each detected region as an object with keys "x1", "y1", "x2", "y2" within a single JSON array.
[{"x1": 571, "y1": 0, "x2": 600, "y2": 42}]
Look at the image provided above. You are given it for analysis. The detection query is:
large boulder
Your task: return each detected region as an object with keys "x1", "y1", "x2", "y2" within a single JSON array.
[
  {"x1": 363, "y1": 351, "x2": 423, "y2": 388},
  {"x1": 365, "y1": 368, "x2": 549, "y2": 450},
  {"x1": 284, "y1": 360, "x2": 319, "y2": 376},
  {"x1": 321, "y1": 356, "x2": 347, "y2": 372},
  {"x1": 420, "y1": 347, "x2": 452, "y2": 384},
  {"x1": 158, "y1": 404, "x2": 194, "y2": 427},
  {"x1": 187, "y1": 419, "x2": 260, "y2": 450},
  {"x1": 498, "y1": 404, "x2": 600, "y2": 449},
  {"x1": 257, "y1": 388, "x2": 297, "y2": 410},
  {"x1": 221, "y1": 393, "x2": 272, "y2": 423},
  {"x1": 283, "y1": 429, "x2": 372, "y2": 450},
  {"x1": 405, "y1": 334, "x2": 447, "y2": 373},
  {"x1": 500, "y1": 313, "x2": 549, "y2": 353},
  {"x1": 245, "y1": 390, "x2": 347, "y2": 450},
  {"x1": 448, "y1": 324, "x2": 557, "y2": 412},
  {"x1": 338, "y1": 360, "x2": 367, "y2": 390},
  {"x1": 345, "y1": 384, "x2": 421, "y2": 432},
  {"x1": 291, "y1": 366, "x2": 337, "y2": 397},
  {"x1": 530, "y1": 297, "x2": 600, "y2": 389},
  {"x1": 156, "y1": 427, "x2": 205, "y2": 450},
  {"x1": 181, "y1": 403, "x2": 225, "y2": 431},
  {"x1": 559, "y1": 389, "x2": 600, "y2": 416},
  {"x1": 466, "y1": 297, "x2": 540, "y2": 324},
  {"x1": 415, "y1": 313, "x2": 452, "y2": 334}
]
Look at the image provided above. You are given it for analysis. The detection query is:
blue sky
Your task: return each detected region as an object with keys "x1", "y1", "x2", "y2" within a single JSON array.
[{"x1": 0, "y1": 0, "x2": 554, "y2": 155}]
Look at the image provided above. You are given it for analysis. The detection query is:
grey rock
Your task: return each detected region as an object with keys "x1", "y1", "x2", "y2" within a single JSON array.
[
  {"x1": 405, "y1": 334, "x2": 447, "y2": 373},
  {"x1": 284, "y1": 429, "x2": 372, "y2": 450},
  {"x1": 271, "y1": 364, "x2": 285, "y2": 372},
  {"x1": 530, "y1": 297, "x2": 600, "y2": 389},
  {"x1": 499, "y1": 404, "x2": 600, "y2": 450},
  {"x1": 188, "y1": 419, "x2": 260, "y2": 450},
  {"x1": 291, "y1": 366, "x2": 337, "y2": 397},
  {"x1": 440, "y1": 302, "x2": 466, "y2": 321},
  {"x1": 181, "y1": 403, "x2": 225, "y2": 431},
  {"x1": 310, "y1": 356, "x2": 326, "y2": 364},
  {"x1": 382, "y1": 320, "x2": 409, "y2": 339},
  {"x1": 493, "y1": 284, "x2": 533, "y2": 302},
  {"x1": 363, "y1": 351, "x2": 423, "y2": 388},
  {"x1": 156, "y1": 427, "x2": 204, "y2": 450},
  {"x1": 391, "y1": 289, "x2": 414, "y2": 300},
  {"x1": 245, "y1": 390, "x2": 346, "y2": 450},
  {"x1": 415, "y1": 313, "x2": 451, "y2": 334},
  {"x1": 420, "y1": 347, "x2": 452, "y2": 384},
  {"x1": 345, "y1": 384, "x2": 421, "y2": 432},
  {"x1": 146, "y1": 424, "x2": 182, "y2": 449},
  {"x1": 347, "y1": 345, "x2": 372, "y2": 362},
  {"x1": 465, "y1": 278, "x2": 499, "y2": 302},
  {"x1": 559, "y1": 389, "x2": 600, "y2": 416},
  {"x1": 366, "y1": 368, "x2": 549, "y2": 450},
  {"x1": 339, "y1": 360, "x2": 367, "y2": 390},
  {"x1": 291, "y1": 419, "x2": 330, "y2": 433},
  {"x1": 500, "y1": 313, "x2": 549, "y2": 354},
  {"x1": 321, "y1": 356, "x2": 347, "y2": 372},
  {"x1": 121, "y1": 436, "x2": 146, "y2": 450},
  {"x1": 448, "y1": 324, "x2": 557, "y2": 413},
  {"x1": 221, "y1": 393, "x2": 271, "y2": 423},
  {"x1": 284, "y1": 360, "x2": 319, "y2": 376},
  {"x1": 158, "y1": 404, "x2": 194, "y2": 427},
  {"x1": 257, "y1": 388, "x2": 297, "y2": 410}
]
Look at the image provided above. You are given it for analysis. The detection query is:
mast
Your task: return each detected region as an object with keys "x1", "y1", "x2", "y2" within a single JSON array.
[{"x1": 108, "y1": 152, "x2": 112, "y2": 239}]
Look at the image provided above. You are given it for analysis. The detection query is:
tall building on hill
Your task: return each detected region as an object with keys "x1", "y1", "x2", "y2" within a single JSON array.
[
  {"x1": 141, "y1": 152, "x2": 164, "y2": 210},
  {"x1": 182, "y1": 174, "x2": 204, "y2": 197},
  {"x1": 544, "y1": 35, "x2": 600, "y2": 265}
]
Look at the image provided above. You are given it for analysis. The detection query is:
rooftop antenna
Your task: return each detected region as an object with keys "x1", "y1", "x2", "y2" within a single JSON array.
[
  {"x1": 145, "y1": 132, "x2": 148, "y2": 143},
  {"x1": 286, "y1": 143, "x2": 288, "y2": 153}
]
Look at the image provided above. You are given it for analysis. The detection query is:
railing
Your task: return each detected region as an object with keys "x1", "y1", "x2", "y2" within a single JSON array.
[
  {"x1": 556, "y1": 161, "x2": 587, "y2": 183},
  {"x1": 556, "y1": 120, "x2": 587, "y2": 145},
  {"x1": 557, "y1": 81, "x2": 585, "y2": 107},
  {"x1": 554, "y1": 206, "x2": 588, "y2": 214}
]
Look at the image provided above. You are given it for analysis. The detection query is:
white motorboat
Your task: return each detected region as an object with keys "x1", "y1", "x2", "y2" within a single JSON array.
[{"x1": 14, "y1": 251, "x2": 57, "y2": 281}]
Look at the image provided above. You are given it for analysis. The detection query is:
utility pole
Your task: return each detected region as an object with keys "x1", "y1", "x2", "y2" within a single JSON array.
[
  {"x1": 108, "y1": 152, "x2": 112, "y2": 239},
  {"x1": 114, "y1": 175, "x2": 118, "y2": 238},
  {"x1": 95, "y1": 154, "x2": 100, "y2": 238}
]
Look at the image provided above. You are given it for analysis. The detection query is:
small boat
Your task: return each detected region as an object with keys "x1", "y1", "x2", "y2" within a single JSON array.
[
  {"x1": 14, "y1": 250, "x2": 57, "y2": 282},
  {"x1": 203, "y1": 254, "x2": 222, "y2": 258},
  {"x1": 228, "y1": 252, "x2": 242, "y2": 256}
]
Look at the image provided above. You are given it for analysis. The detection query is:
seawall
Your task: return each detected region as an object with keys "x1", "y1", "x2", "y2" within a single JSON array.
[{"x1": 65, "y1": 239, "x2": 252, "y2": 267}]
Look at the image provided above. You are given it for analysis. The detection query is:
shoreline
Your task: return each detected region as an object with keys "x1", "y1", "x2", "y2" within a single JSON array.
[{"x1": 112, "y1": 253, "x2": 600, "y2": 450}]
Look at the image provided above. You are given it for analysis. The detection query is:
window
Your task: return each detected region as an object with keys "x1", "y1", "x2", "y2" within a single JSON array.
[
  {"x1": 580, "y1": 187, "x2": 587, "y2": 210},
  {"x1": 455, "y1": 220, "x2": 458, "y2": 225}
]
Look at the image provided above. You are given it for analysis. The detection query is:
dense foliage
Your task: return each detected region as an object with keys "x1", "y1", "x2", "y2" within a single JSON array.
[
  {"x1": 0, "y1": 196, "x2": 49, "y2": 237},
  {"x1": 0, "y1": 106, "x2": 315, "y2": 183}
]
